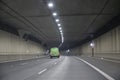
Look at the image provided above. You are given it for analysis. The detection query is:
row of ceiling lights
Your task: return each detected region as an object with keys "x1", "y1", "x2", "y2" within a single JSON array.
[{"x1": 47, "y1": 2, "x2": 64, "y2": 46}]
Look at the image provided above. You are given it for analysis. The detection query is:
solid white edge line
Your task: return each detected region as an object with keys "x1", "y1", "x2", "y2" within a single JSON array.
[
  {"x1": 38, "y1": 69, "x2": 47, "y2": 75},
  {"x1": 75, "y1": 57, "x2": 115, "y2": 80}
]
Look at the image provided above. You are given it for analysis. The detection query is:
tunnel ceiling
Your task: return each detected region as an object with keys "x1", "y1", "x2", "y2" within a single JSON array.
[{"x1": 0, "y1": 0, "x2": 120, "y2": 50}]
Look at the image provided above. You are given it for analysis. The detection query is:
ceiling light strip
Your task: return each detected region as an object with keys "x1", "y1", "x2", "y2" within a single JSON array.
[{"x1": 47, "y1": 1, "x2": 64, "y2": 47}]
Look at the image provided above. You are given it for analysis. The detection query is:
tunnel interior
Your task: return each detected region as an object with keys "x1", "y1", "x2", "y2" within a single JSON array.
[
  {"x1": 0, "y1": 0, "x2": 120, "y2": 61},
  {"x1": 0, "y1": 0, "x2": 120, "y2": 80}
]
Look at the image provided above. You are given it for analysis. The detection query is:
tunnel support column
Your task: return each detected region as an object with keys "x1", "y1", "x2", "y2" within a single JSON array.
[
  {"x1": 90, "y1": 41, "x2": 94, "y2": 57},
  {"x1": 91, "y1": 47, "x2": 94, "y2": 57}
]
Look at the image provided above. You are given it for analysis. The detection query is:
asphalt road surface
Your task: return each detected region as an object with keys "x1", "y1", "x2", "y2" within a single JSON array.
[{"x1": 0, "y1": 56, "x2": 120, "y2": 80}]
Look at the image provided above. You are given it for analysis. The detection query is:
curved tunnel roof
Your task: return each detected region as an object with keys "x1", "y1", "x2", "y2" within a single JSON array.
[{"x1": 0, "y1": 0, "x2": 120, "y2": 50}]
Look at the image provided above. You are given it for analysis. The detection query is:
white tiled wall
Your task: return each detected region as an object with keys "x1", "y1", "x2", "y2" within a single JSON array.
[{"x1": 0, "y1": 30, "x2": 46, "y2": 62}]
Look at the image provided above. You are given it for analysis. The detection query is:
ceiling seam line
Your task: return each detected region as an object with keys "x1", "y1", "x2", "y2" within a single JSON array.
[
  {"x1": 42, "y1": 0, "x2": 61, "y2": 46},
  {"x1": 78, "y1": 0, "x2": 110, "y2": 38},
  {"x1": 0, "y1": 0, "x2": 49, "y2": 41},
  {"x1": 59, "y1": 14, "x2": 114, "y2": 17},
  {"x1": 0, "y1": 7, "x2": 47, "y2": 42}
]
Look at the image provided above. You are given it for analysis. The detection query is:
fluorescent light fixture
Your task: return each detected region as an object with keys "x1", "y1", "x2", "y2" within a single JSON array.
[
  {"x1": 58, "y1": 23, "x2": 61, "y2": 26},
  {"x1": 90, "y1": 42, "x2": 94, "y2": 48},
  {"x1": 61, "y1": 32, "x2": 63, "y2": 34},
  {"x1": 48, "y1": 2, "x2": 53, "y2": 8},
  {"x1": 60, "y1": 30, "x2": 62, "y2": 33},
  {"x1": 56, "y1": 19, "x2": 59, "y2": 22},
  {"x1": 53, "y1": 12, "x2": 57, "y2": 16},
  {"x1": 59, "y1": 27, "x2": 62, "y2": 30},
  {"x1": 66, "y1": 49, "x2": 70, "y2": 52},
  {"x1": 61, "y1": 32, "x2": 63, "y2": 35}
]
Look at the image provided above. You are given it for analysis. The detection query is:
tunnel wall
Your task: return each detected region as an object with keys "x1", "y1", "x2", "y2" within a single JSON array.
[
  {"x1": 0, "y1": 30, "x2": 46, "y2": 62},
  {"x1": 71, "y1": 25, "x2": 120, "y2": 59}
]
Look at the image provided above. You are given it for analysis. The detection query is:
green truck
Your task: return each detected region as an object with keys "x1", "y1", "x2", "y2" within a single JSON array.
[{"x1": 50, "y1": 47, "x2": 60, "y2": 58}]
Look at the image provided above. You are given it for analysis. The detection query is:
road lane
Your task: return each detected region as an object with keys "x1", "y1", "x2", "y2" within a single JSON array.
[
  {"x1": 75, "y1": 57, "x2": 115, "y2": 80},
  {"x1": 36, "y1": 56, "x2": 107, "y2": 80},
  {"x1": 78, "y1": 56, "x2": 120, "y2": 80},
  {"x1": 0, "y1": 56, "x2": 64, "y2": 80},
  {"x1": 0, "y1": 56, "x2": 119, "y2": 80}
]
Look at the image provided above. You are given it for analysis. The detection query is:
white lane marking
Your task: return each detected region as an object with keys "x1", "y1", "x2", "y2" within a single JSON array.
[
  {"x1": 54, "y1": 62, "x2": 57, "y2": 64},
  {"x1": 37, "y1": 60, "x2": 40, "y2": 61},
  {"x1": 38, "y1": 69, "x2": 47, "y2": 75},
  {"x1": 21, "y1": 63, "x2": 27, "y2": 65},
  {"x1": 101, "y1": 57, "x2": 104, "y2": 59},
  {"x1": 76, "y1": 57, "x2": 115, "y2": 80}
]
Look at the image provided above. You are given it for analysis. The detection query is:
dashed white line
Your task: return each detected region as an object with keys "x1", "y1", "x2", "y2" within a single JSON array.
[
  {"x1": 76, "y1": 57, "x2": 115, "y2": 80},
  {"x1": 37, "y1": 60, "x2": 40, "y2": 61},
  {"x1": 54, "y1": 62, "x2": 57, "y2": 64},
  {"x1": 38, "y1": 69, "x2": 47, "y2": 75},
  {"x1": 21, "y1": 63, "x2": 27, "y2": 65}
]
